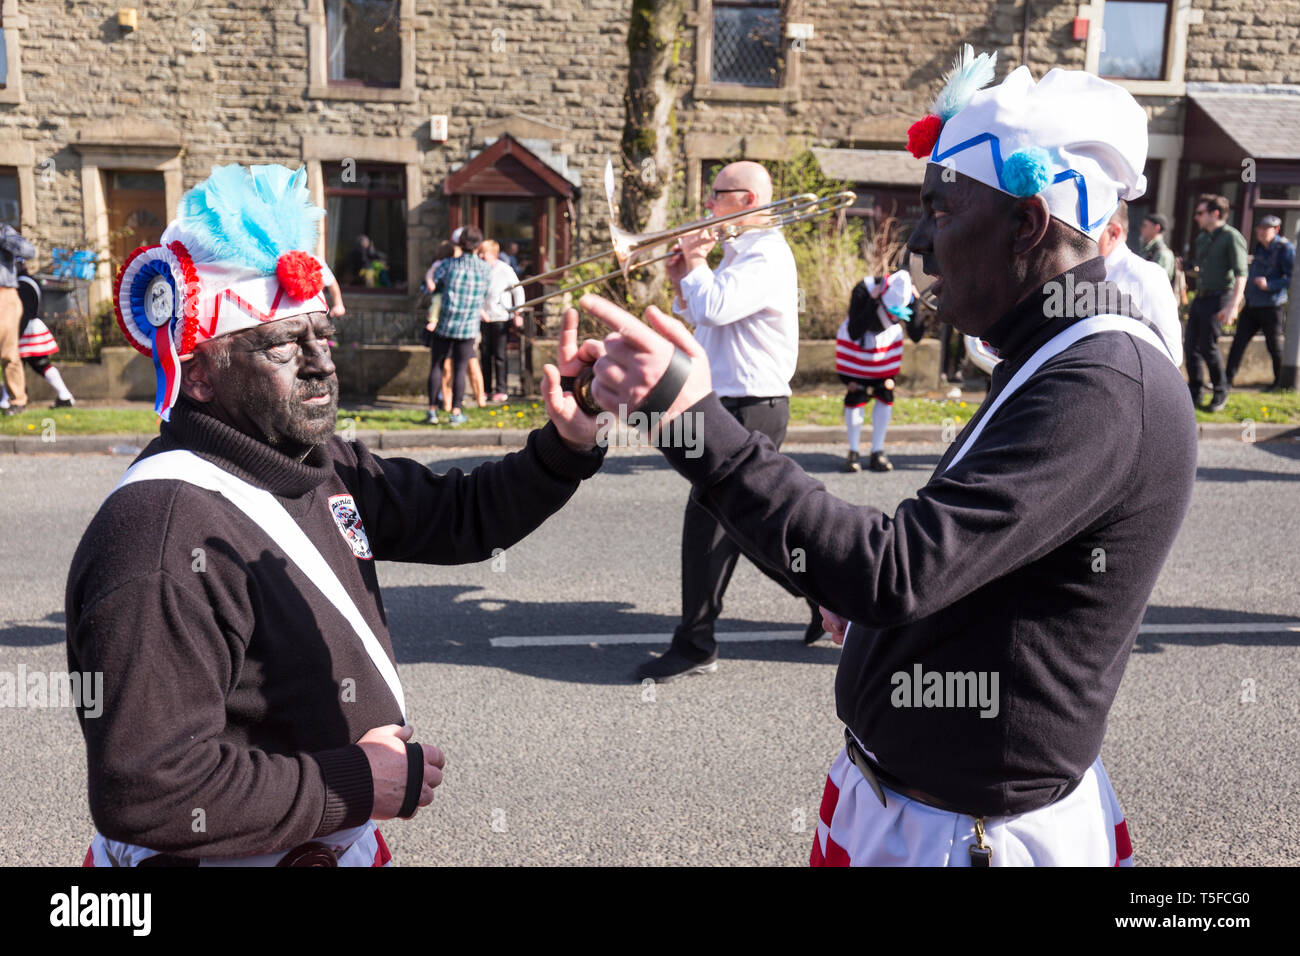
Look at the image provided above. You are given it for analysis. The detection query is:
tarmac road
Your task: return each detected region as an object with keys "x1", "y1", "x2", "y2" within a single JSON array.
[{"x1": 1, "y1": 436, "x2": 1297, "y2": 866}]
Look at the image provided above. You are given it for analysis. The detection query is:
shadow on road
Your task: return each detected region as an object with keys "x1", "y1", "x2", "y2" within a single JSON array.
[
  {"x1": 0, "y1": 612, "x2": 65, "y2": 647},
  {"x1": 1133, "y1": 605, "x2": 1300, "y2": 654}
]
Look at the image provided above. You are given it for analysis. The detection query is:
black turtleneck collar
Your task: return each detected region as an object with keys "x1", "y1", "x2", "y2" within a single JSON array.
[
  {"x1": 158, "y1": 396, "x2": 333, "y2": 498},
  {"x1": 980, "y1": 257, "x2": 1107, "y2": 359}
]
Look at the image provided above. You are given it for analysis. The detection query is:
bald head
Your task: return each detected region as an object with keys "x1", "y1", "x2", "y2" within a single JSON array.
[{"x1": 714, "y1": 161, "x2": 773, "y2": 207}]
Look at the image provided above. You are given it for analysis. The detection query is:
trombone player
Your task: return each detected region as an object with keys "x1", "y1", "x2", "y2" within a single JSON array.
[{"x1": 639, "y1": 160, "x2": 824, "y2": 683}]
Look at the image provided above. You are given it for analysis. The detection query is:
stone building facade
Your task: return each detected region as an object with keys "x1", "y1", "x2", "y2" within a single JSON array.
[{"x1": 0, "y1": 0, "x2": 1296, "y2": 338}]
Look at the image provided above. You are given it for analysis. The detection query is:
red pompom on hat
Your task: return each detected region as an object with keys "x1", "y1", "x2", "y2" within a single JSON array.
[
  {"x1": 275, "y1": 250, "x2": 324, "y2": 301},
  {"x1": 907, "y1": 114, "x2": 943, "y2": 159}
]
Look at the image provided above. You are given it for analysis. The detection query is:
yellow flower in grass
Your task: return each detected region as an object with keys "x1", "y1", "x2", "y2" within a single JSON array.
[
  {"x1": 960, "y1": 402, "x2": 967, "y2": 408},
  {"x1": 488, "y1": 411, "x2": 496, "y2": 416},
  {"x1": 497, "y1": 422, "x2": 504, "y2": 429},
  {"x1": 516, "y1": 411, "x2": 524, "y2": 418}
]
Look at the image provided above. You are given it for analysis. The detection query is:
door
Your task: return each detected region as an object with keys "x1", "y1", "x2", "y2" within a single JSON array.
[
  {"x1": 480, "y1": 198, "x2": 536, "y2": 275},
  {"x1": 105, "y1": 171, "x2": 167, "y2": 268}
]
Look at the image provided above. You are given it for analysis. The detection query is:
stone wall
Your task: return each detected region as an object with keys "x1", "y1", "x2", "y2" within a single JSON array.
[
  {"x1": 1186, "y1": 0, "x2": 1300, "y2": 83},
  {"x1": 2, "y1": 0, "x2": 1289, "y2": 331}
]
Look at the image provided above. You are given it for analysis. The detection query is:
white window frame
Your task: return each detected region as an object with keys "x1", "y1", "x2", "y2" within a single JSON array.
[{"x1": 1080, "y1": 0, "x2": 1204, "y2": 96}]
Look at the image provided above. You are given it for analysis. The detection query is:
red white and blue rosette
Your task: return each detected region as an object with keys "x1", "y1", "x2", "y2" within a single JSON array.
[{"x1": 114, "y1": 242, "x2": 199, "y2": 420}]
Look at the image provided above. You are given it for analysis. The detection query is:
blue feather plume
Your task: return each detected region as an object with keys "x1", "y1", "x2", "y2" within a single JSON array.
[
  {"x1": 176, "y1": 164, "x2": 323, "y2": 273},
  {"x1": 931, "y1": 44, "x2": 998, "y2": 121}
]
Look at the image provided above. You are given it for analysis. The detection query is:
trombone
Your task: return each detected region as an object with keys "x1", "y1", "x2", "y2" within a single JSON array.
[{"x1": 504, "y1": 190, "x2": 857, "y2": 311}]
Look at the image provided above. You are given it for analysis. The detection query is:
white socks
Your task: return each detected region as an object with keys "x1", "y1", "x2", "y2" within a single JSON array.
[
  {"x1": 871, "y1": 401, "x2": 892, "y2": 453},
  {"x1": 844, "y1": 405, "x2": 864, "y2": 452},
  {"x1": 44, "y1": 367, "x2": 73, "y2": 402}
]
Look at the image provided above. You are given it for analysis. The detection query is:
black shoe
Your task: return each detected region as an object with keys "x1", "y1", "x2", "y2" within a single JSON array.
[
  {"x1": 1207, "y1": 392, "x2": 1229, "y2": 413},
  {"x1": 637, "y1": 648, "x2": 718, "y2": 683},
  {"x1": 868, "y1": 450, "x2": 893, "y2": 472},
  {"x1": 3, "y1": 403, "x2": 26, "y2": 416},
  {"x1": 54, "y1": 396, "x2": 75, "y2": 408},
  {"x1": 804, "y1": 603, "x2": 825, "y2": 645},
  {"x1": 844, "y1": 450, "x2": 861, "y2": 473}
]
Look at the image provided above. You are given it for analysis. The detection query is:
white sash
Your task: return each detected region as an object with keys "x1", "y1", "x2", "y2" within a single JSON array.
[
  {"x1": 114, "y1": 449, "x2": 407, "y2": 720},
  {"x1": 842, "y1": 316, "x2": 1167, "y2": 647},
  {"x1": 942, "y1": 315, "x2": 1167, "y2": 474}
]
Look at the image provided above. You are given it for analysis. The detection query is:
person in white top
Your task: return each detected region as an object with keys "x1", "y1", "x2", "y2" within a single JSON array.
[
  {"x1": 1098, "y1": 201, "x2": 1182, "y2": 367},
  {"x1": 478, "y1": 239, "x2": 525, "y2": 402},
  {"x1": 637, "y1": 160, "x2": 823, "y2": 683}
]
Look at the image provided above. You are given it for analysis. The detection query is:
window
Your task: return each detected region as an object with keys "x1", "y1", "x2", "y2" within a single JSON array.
[
  {"x1": 326, "y1": 0, "x2": 400, "y2": 87},
  {"x1": 711, "y1": 0, "x2": 781, "y2": 87},
  {"x1": 306, "y1": 0, "x2": 415, "y2": 102},
  {"x1": 0, "y1": 0, "x2": 25, "y2": 104},
  {"x1": 323, "y1": 163, "x2": 407, "y2": 291},
  {"x1": 694, "y1": 0, "x2": 801, "y2": 103},
  {"x1": 1099, "y1": 1, "x2": 1170, "y2": 80},
  {"x1": 0, "y1": 167, "x2": 18, "y2": 228}
]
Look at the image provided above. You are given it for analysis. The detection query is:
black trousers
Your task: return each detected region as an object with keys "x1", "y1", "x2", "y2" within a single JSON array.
[
  {"x1": 1225, "y1": 304, "x2": 1285, "y2": 386},
  {"x1": 427, "y1": 335, "x2": 476, "y2": 409},
  {"x1": 481, "y1": 321, "x2": 509, "y2": 395},
  {"x1": 1185, "y1": 291, "x2": 1228, "y2": 397},
  {"x1": 672, "y1": 396, "x2": 817, "y2": 660}
]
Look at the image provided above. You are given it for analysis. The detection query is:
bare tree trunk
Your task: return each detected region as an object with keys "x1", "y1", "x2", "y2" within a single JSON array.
[{"x1": 621, "y1": 0, "x2": 687, "y2": 312}]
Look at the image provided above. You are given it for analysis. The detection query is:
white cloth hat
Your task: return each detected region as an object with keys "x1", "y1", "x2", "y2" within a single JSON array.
[
  {"x1": 864, "y1": 270, "x2": 915, "y2": 320},
  {"x1": 908, "y1": 48, "x2": 1148, "y2": 240}
]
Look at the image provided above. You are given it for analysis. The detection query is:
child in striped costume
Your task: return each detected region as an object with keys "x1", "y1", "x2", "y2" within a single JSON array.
[
  {"x1": 835, "y1": 270, "x2": 922, "y2": 472},
  {"x1": 0, "y1": 261, "x2": 75, "y2": 409}
]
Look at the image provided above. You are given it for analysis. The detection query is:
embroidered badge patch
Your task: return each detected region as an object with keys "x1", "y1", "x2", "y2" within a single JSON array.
[{"x1": 328, "y1": 494, "x2": 373, "y2": 560}]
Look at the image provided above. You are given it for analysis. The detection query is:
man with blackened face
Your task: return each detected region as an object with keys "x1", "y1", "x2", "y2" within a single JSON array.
[
  {"x1": 575, "y1": 51, "x2": 1197, "y2": 866},
  {"x1": 67, "y1": 164, "x2": 606, "y2": 867}
]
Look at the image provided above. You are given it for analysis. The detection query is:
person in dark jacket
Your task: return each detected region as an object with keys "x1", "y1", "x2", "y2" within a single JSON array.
[
  {"x1": 1225, "y1": 214, "x2": 1294, "y2": 391},
  {"x1": 570, "y1": 53, "x2": 1196, "y2": 866},
  {"x1": 69, "y1": 163, "x2": 606, "y2": 866}
]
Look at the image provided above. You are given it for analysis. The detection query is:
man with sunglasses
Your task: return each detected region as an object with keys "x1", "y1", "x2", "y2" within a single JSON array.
[{"x1": 638, "y1": 161, "x2": 823, "y2": 683}]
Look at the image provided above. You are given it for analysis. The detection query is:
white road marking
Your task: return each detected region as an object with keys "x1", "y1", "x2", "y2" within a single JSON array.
[{"x1": 489, "y1": 621, "x2": 1300, "y2": 648}]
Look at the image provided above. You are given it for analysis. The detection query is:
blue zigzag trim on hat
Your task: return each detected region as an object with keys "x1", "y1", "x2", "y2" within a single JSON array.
[{"x1": 930, "y1": 132, "x2": 1114, "y2": 232}]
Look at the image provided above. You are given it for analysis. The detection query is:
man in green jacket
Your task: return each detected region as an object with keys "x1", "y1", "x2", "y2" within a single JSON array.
[
  {"x1": 1188, "y1": 194, "x2": 1247, "y2": 411},
  {"x1": 1139, "y1": 213, "x2": 1176, "y2": 285}
]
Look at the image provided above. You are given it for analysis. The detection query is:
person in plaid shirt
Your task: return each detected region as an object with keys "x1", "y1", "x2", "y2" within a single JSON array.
[{"x1": 428, "y1": 226, "x2": 491, "y2": 424}]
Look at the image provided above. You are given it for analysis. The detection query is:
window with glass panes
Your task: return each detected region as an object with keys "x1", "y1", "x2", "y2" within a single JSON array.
[
  {"x1": 711, "y1": 0, "x2": 782, "y2": 87},
  {"x1": 324, "y1": 163, "x2": 407, "y2": 290},
  {"x1": 325, "y1": 0, "x2": 401, "y2": 87},
  {"x1": 1099, "y1": 1, "x2": 1171, "y2": 80}
]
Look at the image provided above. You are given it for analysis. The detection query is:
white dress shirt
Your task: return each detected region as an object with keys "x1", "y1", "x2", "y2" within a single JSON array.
[
  {"x1": 482, "y1": 258, "x2": 525, "y2": 322},
  {"x1": 675, "y1": 228, "x2": 799, "y2": 398},
  {"x1": 1104, "y1": 242, "x2": 1182, "y2": 367}
]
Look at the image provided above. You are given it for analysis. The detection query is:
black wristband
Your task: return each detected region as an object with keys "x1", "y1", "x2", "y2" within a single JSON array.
[
  {"x1": 397, "y1": 740, "x2": 423, "y2": 819},
  {"x1": 636, "y1": 346, "x2": 693, "y2": 418}
]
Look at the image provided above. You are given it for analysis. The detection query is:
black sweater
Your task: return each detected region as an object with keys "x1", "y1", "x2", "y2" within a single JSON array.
[
  {"x1": 662, "y1": 258, "x2": 1197, "y2": 815},
  {"x1": 65, "y1": 399, "x2": 604, "y2": 857}
]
